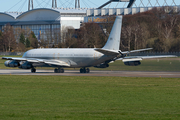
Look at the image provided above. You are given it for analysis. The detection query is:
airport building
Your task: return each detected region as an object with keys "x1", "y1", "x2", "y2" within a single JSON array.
[
  {"x1": 0, "y1": 0, "x2": 179, "y2": 41},
  {"x1": 0, "y1": 7, "x2": 160, "y2": 36},
  {"x1": 0, "y1": 8, "x2": 87, "y2": 40}
]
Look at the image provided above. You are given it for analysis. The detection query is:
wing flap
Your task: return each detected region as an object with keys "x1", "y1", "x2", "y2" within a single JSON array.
[{"x1": 44, "y1": 60, "x2": 70, "y2": 67}]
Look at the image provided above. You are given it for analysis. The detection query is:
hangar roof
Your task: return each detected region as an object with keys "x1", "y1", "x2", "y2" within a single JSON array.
[
  {"x1": 53, "y1": 8, "x2": 87, "y2": 13},
  {"x1": 16, "y1": 8, "x2": 60, "y2": 19},
  {"x1": 0, "y1": 8, "x2": 88, "y2": 21},
  {"x1": 0, "y1": 12, "x2": 16, "y2": 22}
]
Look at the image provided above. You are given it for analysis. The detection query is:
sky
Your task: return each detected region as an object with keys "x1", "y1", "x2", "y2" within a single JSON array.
[{"x1": 0, "y1": 0, "x2": 179, "y2": 12}]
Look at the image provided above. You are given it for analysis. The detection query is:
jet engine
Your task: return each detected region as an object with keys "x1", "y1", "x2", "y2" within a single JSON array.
[
  {"x1": 18, "y1": 62, "x2": 32, "y2": 69},
  {"x1": 124, "y1": 61, "x2": 141, "y2": 66},
  {"x1": 4, "y1": 60, "x2": 20, "y2": 67},
  {"x1": 94, "y1": 63, "x2": 109, "y2": 68}
]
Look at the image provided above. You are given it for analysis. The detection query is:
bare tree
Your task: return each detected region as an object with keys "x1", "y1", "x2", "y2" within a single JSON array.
[
  {"x1": 0, "y1": 30, "x2": 3, "y2": 51},
  {"x1": 2, "y1": 24, "x2": 16, "y2": 52},
  {"x1": 122, "y1": 25, "x2": 132, "y2": 51},
  {"x1": 156, "y1": 15, "x2": 178, "y2": 52},
  {"x1": 139, "y1": 23, "x2": 150, "y2": 48},
  {"x1": 52, "y1": 28, "x2": 61, "y2": 45},
  {"x1": 45, "y1": 28, "x2": 52, "y2": 46},
  {"x1": 132, "y1": 23, "x2": 140, "y2": 50}
]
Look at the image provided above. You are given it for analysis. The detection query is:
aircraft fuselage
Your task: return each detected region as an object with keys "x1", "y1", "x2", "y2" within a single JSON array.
[{"x1": 23, "y1": 48, "x2": 115, "y2": 68}]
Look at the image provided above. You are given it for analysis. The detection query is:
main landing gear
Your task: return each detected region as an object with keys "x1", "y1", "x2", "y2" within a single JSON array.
[
  {"x1": 54, "y1": 68, "x2": 64, "y2": 73},
  {"x1": 80, "y1": 68, "x2": 90, "y2": 73},
  {"x1": 31, "y1": 68, "x2": 36, "y2": 73}
]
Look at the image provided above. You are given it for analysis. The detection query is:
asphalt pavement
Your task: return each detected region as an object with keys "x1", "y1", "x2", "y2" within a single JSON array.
[{"x1": 0, "y1": 69, "x2": 180, "y2": 78}]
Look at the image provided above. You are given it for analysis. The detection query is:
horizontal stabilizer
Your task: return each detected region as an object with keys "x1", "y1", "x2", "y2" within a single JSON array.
[
  {"x1": 121, "y1": 55, "x2": 177, "y2": 59},
  {"x1": 122, "y1": 48, "x2": 153, "y2": 54},
  {"x1": 95, "y1": 48, "x2": 119, "y2": 56},
  {"x1": 117, "y1": 55, "x2": 177, "y2": 62},
  {"x1": 139, "y1": 55, "x2": 177, "y2": 59}
]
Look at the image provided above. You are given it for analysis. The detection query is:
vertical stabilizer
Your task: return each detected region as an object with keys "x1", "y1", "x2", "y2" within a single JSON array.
[{"x1": 103, "y1": 16, "x2": 122, "y2": 50}]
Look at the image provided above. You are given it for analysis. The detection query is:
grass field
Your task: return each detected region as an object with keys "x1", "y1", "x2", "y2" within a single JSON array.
[
  {"x1": 0, "y1": 75, "x2": 180, "y2": 119},
  {"x1": 1, "y1": 55, "x2": 180, "y2": 71}
]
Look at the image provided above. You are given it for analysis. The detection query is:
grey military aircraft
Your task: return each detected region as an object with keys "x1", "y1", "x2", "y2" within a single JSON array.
[{"x1": 2, "y1": 16, "x2": 176, "y2": 73}]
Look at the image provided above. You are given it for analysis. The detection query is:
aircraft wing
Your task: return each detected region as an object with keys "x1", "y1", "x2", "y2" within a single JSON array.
[
  {"x1": 95, "y1": 48, "x2": 153, "y2": 56},
  {"x1": 2, "y1": 57, "x2": 27, "y2": 61},
  {"x1": 2, "y1": 57, "x2": 70, "y2": 67},
  {"x1": 117, "y1": 55, "x2": 177, "y2": 61}
]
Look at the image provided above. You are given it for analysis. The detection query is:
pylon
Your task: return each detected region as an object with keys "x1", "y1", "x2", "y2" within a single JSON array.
[
  {"x1": 28, "y1": 0, "x2": 33, "y2": 11},
  {"x1": 75, "y1": 0, "x2": 80, "y2": 8},
  {"x1": 52, "y1": 0, "x2": 57, "y2": 8}
]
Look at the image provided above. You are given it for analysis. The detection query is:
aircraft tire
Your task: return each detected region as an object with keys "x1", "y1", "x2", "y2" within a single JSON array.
[
  {"x1": 86, "y1": 68, "x2": 90, "y2": 73},
  {"x1": 54, "y1": 68, "x2": 64, "y2": 73},
  {"x1": 80, "y1": 68, "x2": 85, "y2": 73},
  {"x1": 31, "y1": 68, "x2": 36, "y2": 73},
  {"x1": 80, "y1": 68, "x2": 83, "y2": 73},
  {"x1": 83, "y1": 69, "x2": 86, "y2": 73},
  {"x1": 60, "y1": 69, "x2": 64, "y2": 73},
  {"x1": 80, "y1": 68, "x2": 90, "y2": 73},
  {"x1": 54, "y1": 69, "x2": 57, "y2": 73}
]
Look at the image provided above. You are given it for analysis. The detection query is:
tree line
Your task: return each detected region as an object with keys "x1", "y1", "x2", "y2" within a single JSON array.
[
  {"x1": 0, "y1": 6, "x2": 180, "y2": 52},
  {"x1": 121, "y1": 7, "x2": 180, "y2": 52},
  {"x1": 59, "y1": 7, "x2": 180, "y2": 52},
  {"x1": 0, "y1": 24, "x2": 38, "y2": 52}
]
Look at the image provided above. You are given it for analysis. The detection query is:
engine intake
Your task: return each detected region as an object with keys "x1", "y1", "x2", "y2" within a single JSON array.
[
  {"x1": 124, "y1": 61, "x2": 141, "y2": 66},
  {"x1": 4, "y1": 60, "x2": 20, "y2": 67}
]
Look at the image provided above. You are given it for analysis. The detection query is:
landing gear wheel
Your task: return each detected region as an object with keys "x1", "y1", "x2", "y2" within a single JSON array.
[
  {"x1": 86, "y1": 68, "x2": 90, "y2": 73},
  {"x1": 54, "y1": 68, "x2": 64, "y2": 73},
  {"x1": 31, "y1": 68, "x2": 36, "y2": 73},
  {"x1": 54, "y1": 68, "x2": 58, "y2": 73},
  {"x1": 80, "y1": 68, "x2": 90, "y2": 73},
  {"x1": 80, "y1": 68, "x2": 84, "y2": 73},
  {"x1": 60, "y1": 69, "x2": 64, "y2": 73}
]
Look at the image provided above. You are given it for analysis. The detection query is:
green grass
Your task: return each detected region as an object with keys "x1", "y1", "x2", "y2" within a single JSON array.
[
  {"x1": 0, "y1": 75, "x2": 180, "y2": 119},
  {"x1": 1, "y1": 56, "x2": 180, "y2": 71}
]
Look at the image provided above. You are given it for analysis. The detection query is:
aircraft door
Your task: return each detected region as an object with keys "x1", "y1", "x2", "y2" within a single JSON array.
[{"x1": 57, "y1": 53, "x2": 60, "y2": 60}]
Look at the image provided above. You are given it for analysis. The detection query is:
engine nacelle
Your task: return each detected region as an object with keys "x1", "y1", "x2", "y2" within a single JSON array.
[
  {"x1": 19, "y1": 62, "x2": 32, "y2": 69},
  {"x1": 4, "y1": 60, "x2": 20, "y2": 67},
  {"x1": 94, "y1": 63, "x2": 109, "y2": 68},
  {"x1": 124, "y1": 61, "x2": 141, "y2": 66}
]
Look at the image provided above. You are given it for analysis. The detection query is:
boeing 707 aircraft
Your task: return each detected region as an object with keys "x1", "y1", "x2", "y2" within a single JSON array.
[{"x1": 2, "y1": 16, "x2": 176, "y2": 73}]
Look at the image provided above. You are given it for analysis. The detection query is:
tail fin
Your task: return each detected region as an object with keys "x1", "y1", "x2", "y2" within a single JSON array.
[{"x1": 103, "y1": 16, "x2": 122, "y2": 50}]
